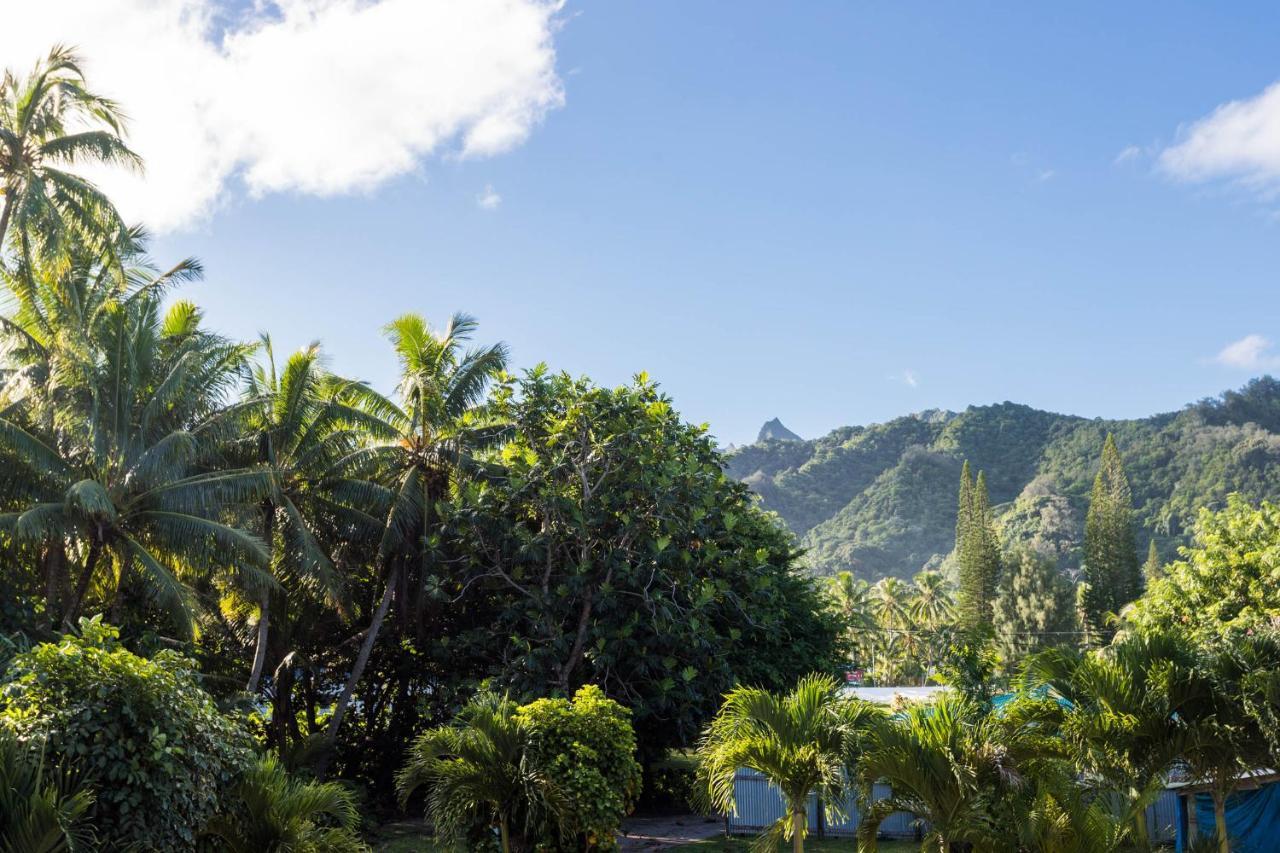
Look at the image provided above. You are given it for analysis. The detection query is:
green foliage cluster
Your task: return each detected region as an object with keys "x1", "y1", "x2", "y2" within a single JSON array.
[
  {"x1": 398, "y1": 686, "x2": 641, "y2": 853},
  {"x1": 731, "y1": 381, "x2": 1280, "y2": 580},
  {"x1": 1130, "y1": 495, "x2": 1280, "y2": 641},
  {"x1": 517, "y1": 685, "x2": 642, "y2": 851},
  {"x1": 0, "y1": 619, "x2": 253, "y2": 850}
]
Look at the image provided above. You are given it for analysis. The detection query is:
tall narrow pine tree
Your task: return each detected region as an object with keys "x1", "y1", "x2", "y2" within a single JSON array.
[
  {"x1": 1081, "y1": 433, "x2": 1141, "y2": 638},
  {"x1": 1143, "y1": 539, "x2": 1162, "y2": 584},
  {"x1": 956, "y1": 463, "x2": 1000, "y2": 629}
]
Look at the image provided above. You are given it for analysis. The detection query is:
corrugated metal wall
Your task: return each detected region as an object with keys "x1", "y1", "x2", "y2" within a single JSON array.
[
  {"x1": 726, "y1": 770, "x2": 1181, "y2": 844},
  {"x1": 1147, "y1": 789, "x2": 1178, "y2": 844},
  {"x1": 726, "y1": 770, "x2": 920, "y2": 839}
]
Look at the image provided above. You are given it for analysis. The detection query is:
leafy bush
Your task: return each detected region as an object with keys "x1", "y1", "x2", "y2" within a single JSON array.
[
  {"x1": 517, "y1": 685, "x2": 642, "y2": 851},
  {"x1": 0, "y1": 728, "x2": 95, "y2": 852},
  {"x1": 0, "y1": 618, "x2": 252, "y2": 851}
]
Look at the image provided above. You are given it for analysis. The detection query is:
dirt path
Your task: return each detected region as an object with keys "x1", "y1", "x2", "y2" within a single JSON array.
[{"x1": 618, "y1": 815, "x2": 724, "y2": 850}]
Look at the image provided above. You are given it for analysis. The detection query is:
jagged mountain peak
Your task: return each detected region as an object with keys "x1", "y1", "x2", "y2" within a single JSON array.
[{"x1": 757, "y1": 417, "x2": 802, "y2": 443}]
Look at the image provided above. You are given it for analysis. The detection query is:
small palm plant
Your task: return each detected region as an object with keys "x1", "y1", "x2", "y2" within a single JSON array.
[
  {"x1": 856, "y1": 693, "x2": 1016, "y2": 853},
  {"x1": 696, "y1": 673, "x2": 878, "y2": 853},
  {"x1": 396, "y1": 692, "x2": 561, "y2": 853},
  {"x1": 202, "y1": 755, "x2": 368, "y2": 853},
  {"x1": 0, "y1": 729, "x2": 94, "y2": 853}
]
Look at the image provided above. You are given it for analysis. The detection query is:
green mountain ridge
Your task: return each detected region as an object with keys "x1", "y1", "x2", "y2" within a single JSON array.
[{"x1": 726, "y1": 377, "x2": 1280, "y2": 580}]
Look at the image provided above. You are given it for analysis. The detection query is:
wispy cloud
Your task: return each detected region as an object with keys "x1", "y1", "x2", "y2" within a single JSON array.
[
  {"x1": 1036, "y1": 169, "x2": 1056, "y2": 182},
  {"x1": 1160, "y1": 81, "x2": 1280, "y2": 194},
  {"x1": 0, "y1": 0, "x2": 565, "y2": 232},
  {"x1": 1213, "y1": 334, "x2": 1280, "y2": 370},
  {"x1": 476, "y1": 184, "x2": 502, "y2": 210},
  {"x1": 1114, "y1": 145, "x2": 1143, "y2": 165},
  {"x1": 901, "y1": 369, "x2": 919, "y2": 388}
]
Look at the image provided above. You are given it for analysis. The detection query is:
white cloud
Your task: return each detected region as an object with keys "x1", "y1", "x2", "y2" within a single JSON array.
[
  {"x1": 901, "y1": 369, "x2": 919, "y2": 388},
  {"x1": 1160, "y1": 82, "x2": 1280, "y2": 192},
  {"x1": 1036, "y1": 169, "x2": 1056, "y2": 182},
  {"x1": 476, "y1": 184, "x2": 502, "y2": 210},
  {"x1": 1213, "y1": 334, "x2": 1280, "y2": 370},
  {"x1": 0, "y1": 0, "x2": 564, "y2": 232},
  {"x1": 1114, "y1": 145, "x2": 1142, "y2": 165}
]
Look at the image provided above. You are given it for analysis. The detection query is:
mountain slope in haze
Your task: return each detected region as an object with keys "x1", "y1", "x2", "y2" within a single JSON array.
[{"x1": 727, "y1": 378, "x2": 1280, "y2": 580}]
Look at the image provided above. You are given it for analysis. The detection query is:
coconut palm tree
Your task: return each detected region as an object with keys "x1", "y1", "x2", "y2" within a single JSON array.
[
  {"x1": 0, "y1": 254, "x2": 271, "y2": 636},
  {"x1": 0, "y1": 730, "x2": 95, "y2": 853},
  {"x1": 871, "y1": 576, "x2": 917, "y2": 682},
  {"x1": 238, "y1": 336, "x2": 389, "y2": 694},
  {"x1": 909, "y1": 569, "x2": 954, "y2": 630},
  {"x1": 0, "y1": 46, "x2": 139, "y2": 259},
  {"x1": 397, "y1": 693, "x2": 563, "y2": 853},
  {"x1": 909, "y1": 569, "x2": 955, "y2": 684},
  {"x1": 826, "y1": 571, "x2": 876, "y2": 666},
  {"x1": 855, "y1": 693, "x2": 1018, "y2": 853},
  {"x1": 322, "y1": 312, "x2": 508, "y2": 749},
  {"x1": 202, "y1": 755, "x2": 368, "y2": 853},
  {"x1": 697, "y1": 673, "x2": 879, "y2": 853}
]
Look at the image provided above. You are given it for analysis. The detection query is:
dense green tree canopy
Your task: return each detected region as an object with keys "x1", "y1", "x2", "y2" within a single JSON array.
[
  {"x1": 1130, "y1": 495, "x2": 1280, "y2": 640},
  {"x1": 451, "y1": 369, "x2": 846, "y2": 756}
]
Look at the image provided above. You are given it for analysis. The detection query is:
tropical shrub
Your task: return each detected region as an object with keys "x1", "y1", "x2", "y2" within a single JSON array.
[
  {"x1": 0, "y1": 619, "x2": 252, "y2": 851},
  {"x1": 517, "y1": 684, "x2": 642, "y2": 852},
  {"x1": 203, "y1": 755, "x2": 369, "y2": 853},
  {"x1": 0, "y1": 728, "x2": 95, "y2": 852},
  {"x1": 856, "y1": 694, "x2": 1022, "y2": 852},
  {"x1": 697, "y1": 674, "x2": 878, "y2": 853},
  {"x1": 397, "y1": 692, "x2": 564, "y2": 853}
]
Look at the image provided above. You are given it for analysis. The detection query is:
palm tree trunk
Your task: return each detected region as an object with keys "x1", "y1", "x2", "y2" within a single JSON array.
[
  {"x1": 246, "y1": 590, "x2": 270, "y2": 693},
  {"x1": 42, "y1": 541, "x2": 68, "y2": 628},
  {"x1": 64, "y1": 540, "x2": 102, "y2": 626},
  {"x1": 1213, "y1": 790, "x2": 1230, "y2": 853},
  {"x1": 319, "y1": 564, "x2": 397, "y2": 776},
  {"x1": 499, "y1": 818, "x2": 511, "y2": 853},
  {"x1": 247, "y1": 502, "x2": 275, "y2": 693},
  {"x1": 792, "y1": 809, "x2": 805, "y2": 853}
]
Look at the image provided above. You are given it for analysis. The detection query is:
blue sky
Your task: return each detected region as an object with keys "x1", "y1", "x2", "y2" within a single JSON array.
[{"x1": 55, "y1": 2, "x2": 1280, "y2": 445}]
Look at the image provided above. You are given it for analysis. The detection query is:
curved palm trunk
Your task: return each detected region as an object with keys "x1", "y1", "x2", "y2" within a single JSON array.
[{"x1": 318, "y1": 564, "x2": 398, "y2": 777}]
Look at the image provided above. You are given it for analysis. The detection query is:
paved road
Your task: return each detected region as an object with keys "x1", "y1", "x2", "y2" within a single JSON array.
[{"x1": 618, "y1": 815, "x2": 724, "y2": 850}]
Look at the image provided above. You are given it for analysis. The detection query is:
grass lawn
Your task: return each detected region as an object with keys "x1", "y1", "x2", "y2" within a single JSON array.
[{"x1": 671, "y1": 839, "x2": 919, "y2": 852}]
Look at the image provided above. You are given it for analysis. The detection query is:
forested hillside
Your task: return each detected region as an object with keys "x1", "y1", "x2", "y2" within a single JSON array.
[{"x1": 727, "y1": 377, "x2": 1280, "y2": 579}]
